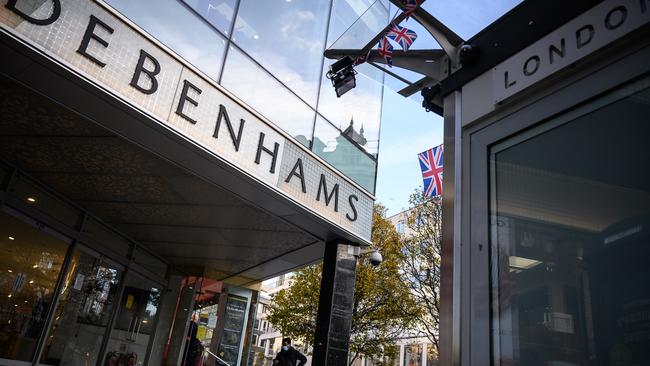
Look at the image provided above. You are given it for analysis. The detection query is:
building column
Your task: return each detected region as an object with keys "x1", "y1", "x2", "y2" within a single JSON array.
[
  {"x1": 312, "y1": 241, "x2": 358, "y2": 366},
  {"x1": 166, "y1": 280, "x2": 197, "y2": 366}
]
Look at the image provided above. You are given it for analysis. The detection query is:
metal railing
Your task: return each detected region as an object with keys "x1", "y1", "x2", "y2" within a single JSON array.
[{"x1": 202, "y1": 348, "x2": 230, "y2": 366}]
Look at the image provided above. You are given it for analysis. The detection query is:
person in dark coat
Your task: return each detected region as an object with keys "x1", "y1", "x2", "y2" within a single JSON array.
[{"x1": 273, "y1": 337, "x2": 307, "y2": 366}]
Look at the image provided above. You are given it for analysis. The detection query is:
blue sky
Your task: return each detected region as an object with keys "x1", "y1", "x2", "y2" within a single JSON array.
[{"x1": 374, "y1": 0, "x2": 522, "y2": 215}]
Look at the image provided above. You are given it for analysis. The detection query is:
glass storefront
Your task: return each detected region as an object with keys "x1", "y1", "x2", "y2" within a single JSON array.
[
  {"x1": 0, "y1": 211, "x2": 70, "y2": 362},
  {"x1": 0, "y1": 166, "x2": 169, "y2": 364},
  {"x1": 490, "y1": 78, "x2": 650, "y2": 365},
  {"x1": 41, "y1": 250, "x2": 122, "y2": 365}
]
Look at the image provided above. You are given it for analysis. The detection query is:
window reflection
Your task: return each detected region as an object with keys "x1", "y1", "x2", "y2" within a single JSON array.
[
  {"x1": 312, "y1": 116, "x2": 377, "y2": 193},
  {"x1": 491, "y1": 80, "x2": 650, "y2": 365},
  {"x1": 221, "y1": 46, "x2": 315, "y2": 146},
  {"x1": 106, "y1": 0, "x2": 227, "y2": 81},
  {"x1": 317, "y1": 62, "x2": 383, "y2": 156},
  {"x1": 181, "y1": 0, "x2": 238, "y2": 34},
  {"x1": 403, "y1": 344, "x2": 422, "y2": 366},
  {"x1": 41, "y1": 251, "x2": 121, "y2": 365},
  {"x1": 327, "y1": 0, "x2": 389, "y2": 49},
  {"x1": 104, "y1": 274, "x2": 160, "y2": 364},
  {"x1": 232, "y1": 0, "x2": 330, "y2": 106},
  {"x1": 0, "y1": 211, "x2": 69, "y2": 361}
]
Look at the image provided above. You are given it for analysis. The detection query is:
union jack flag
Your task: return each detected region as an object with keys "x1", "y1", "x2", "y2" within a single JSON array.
[
  {"x1": 377, "y1": 37, "x2": 393, "y2": 66},
  {"x1": 403, "y1": 0, "x2": 421, "y2": 19},
  {"x1": 387, "y1": 23, "x2": 418, "y2": 51},
  {"x1": 418, "y1": 144, "x2": 443, "y2": 197}
]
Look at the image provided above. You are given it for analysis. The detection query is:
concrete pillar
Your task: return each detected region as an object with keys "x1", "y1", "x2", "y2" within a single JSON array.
[
  {"x1": 312, "y1": 241, "x2": 358, "y2": 366},
  {"x1": 147, "y1": 275, "x2": 183, "y2": 366}
]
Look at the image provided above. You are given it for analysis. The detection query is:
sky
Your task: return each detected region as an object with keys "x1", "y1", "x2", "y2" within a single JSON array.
[{"x1": 373, "y1": 0, "x2": 522, "y2": 216}]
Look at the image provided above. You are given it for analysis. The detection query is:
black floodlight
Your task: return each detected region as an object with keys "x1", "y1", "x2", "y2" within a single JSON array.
[{"x1": 326, "y1": 56, "x2": 357, "y2": 98}]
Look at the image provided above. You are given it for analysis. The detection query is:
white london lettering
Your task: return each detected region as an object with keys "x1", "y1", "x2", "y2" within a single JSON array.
[{"x1": 500, "y1": 0, "x2": 642, "y2": 99}]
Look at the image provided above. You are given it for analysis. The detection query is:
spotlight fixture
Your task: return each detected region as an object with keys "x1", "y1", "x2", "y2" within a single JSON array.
[
  {"x1": 326, "y1": 56, "x2": 357, "y2": 98},
  {"x1": 27, "y1": 197, "x2": 36, "y2": 203}
]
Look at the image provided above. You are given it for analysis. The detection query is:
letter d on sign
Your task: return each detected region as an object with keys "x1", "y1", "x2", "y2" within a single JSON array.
[{"x1": 6, "y1": 0, "x2": 61, "y2": 25}]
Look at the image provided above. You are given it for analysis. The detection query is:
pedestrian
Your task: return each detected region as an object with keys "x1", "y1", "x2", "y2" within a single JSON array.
[{"x1": 273, "y1": 337, "x2": 307, "y2": 366}]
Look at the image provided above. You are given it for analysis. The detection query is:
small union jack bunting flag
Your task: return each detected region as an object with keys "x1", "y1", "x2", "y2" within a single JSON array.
[
  {"x1": 403, "y1": 0, "x2": 421, "y2": 19},
  {"x1": 353, "y1": 50, "x2": 371, "y2": 66},
  {"x1": 378, "y1": 37, "x2": 393, "y2": 66},
  {"x1": 387, "y1": 23, "x2": 418, "y2": 51},
  {"x1": 418, "y1": 144, "x2": 443, "y2": 197}
]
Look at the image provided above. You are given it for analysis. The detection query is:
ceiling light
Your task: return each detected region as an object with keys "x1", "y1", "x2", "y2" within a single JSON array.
[
  {"x1": 29, "y1": 280, "x2": 34, "y2": 284},
  {"x1": 7, "y1": 294, "x2": 11, "y2": 298},
  {"x1": 7, "y1": 269, "x2": 12, "y2": 273},
  {"x1": 8, "y1": 236, "x2": 14, "y2": 240},
  {"x1": 27, "y1": 197, "x2": 36, "y2": 203},
  {"x1": 33, "y1": 264, "x2": 38, "y2": 268},
  {"x1": 509, "y1": 256, "x2": 542, "y2": 271}
]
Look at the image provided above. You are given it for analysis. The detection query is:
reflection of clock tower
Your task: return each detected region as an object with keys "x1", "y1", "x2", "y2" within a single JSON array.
[{"x1": 342, "y1": 117, "x2": 367, "y2": 147}]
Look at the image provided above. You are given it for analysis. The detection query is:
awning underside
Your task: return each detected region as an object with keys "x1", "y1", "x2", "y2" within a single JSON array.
[{"x1": 0, "y1": 76, "x2": 323, "y2": 285}]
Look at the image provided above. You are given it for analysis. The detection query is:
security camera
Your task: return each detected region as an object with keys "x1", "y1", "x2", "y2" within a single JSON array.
[
  {"x1": 369, "y1": 250, "x2": 383, "y2": 267},
  {"x1": 458, "y1": 43, "x2": 478, "y2": 66}
]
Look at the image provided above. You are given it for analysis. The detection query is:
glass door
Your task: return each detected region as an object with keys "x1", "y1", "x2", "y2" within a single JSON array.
[
  {"x1": 40, "y1": 248, "x2": 122, "y2": 365},
  {"x1": 489, "y1": 78, "x2": 650, "y2": 365},
  {"x1": 103, "y1": 273, "x2": 161, "y2": 366}
]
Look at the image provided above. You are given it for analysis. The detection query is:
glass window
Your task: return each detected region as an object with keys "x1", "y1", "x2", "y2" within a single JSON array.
[
  {"x1": 490, "y1": 80, "x2": 650, "y2": 365},
  {"x1": 312, "y1": 116, "x2": 377, "y2": 193},
  {"x1": 403, "y1": 344, "x2": 422, "y2": 366},
  {"x1": 221, "y1": 46, "x2": 315, "y2": 147},
  {"x1": 317, "y1": 62, "x2": 383, "y2": 156},
  {"x1": 232, "y1": 0, "x2": 330, "y2": 106},
  {"x1": 181, "y1": 0, "x2": 238, "y2": 35},
  {"x1": 103, "y1": 273, "x2": 161, "y2": 365},
  {"x1": 9, "y1": 174, "x2": 82, "y2": 228},
  {"x1": 327, "y1": 0, "x2": 389, "y2": 49},
  {"x1": 425, "y1": 343, "x2": 437, "y2": 366},
  {"x1": 0, "y1": 211, "x2": 70, "y2": 361},
  {"x1": 105, "y1": 0, "x2": 227, "y2": 81},
  {"x1": 41, "y1": 250, "x2": 122, "y2": 365},
  {"x1": 396, "y1": 220, "x2": 405, "y2": 234}
]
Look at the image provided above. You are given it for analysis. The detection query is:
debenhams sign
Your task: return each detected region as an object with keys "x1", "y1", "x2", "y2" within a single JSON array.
[{"x1": 0, "y1": 0, "x2": 373, "y2": 242}]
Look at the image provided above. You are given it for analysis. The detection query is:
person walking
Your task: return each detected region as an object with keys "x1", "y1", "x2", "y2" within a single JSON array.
[{"x1": 273, "y1": 338, "x2": 307, "y2": 366}]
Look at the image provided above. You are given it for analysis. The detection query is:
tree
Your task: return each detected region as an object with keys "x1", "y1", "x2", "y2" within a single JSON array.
[
  {"x1": 267, "y1": 204, "x2": 420, "y2": 366},
  {"x1": 399, "y1": 190, "x2": 443, "y2": 362}
]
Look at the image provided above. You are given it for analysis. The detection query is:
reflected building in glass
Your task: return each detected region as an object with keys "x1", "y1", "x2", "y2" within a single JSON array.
[{"x1": 106, "y1": 0, "x2": 388, "y2": 193}]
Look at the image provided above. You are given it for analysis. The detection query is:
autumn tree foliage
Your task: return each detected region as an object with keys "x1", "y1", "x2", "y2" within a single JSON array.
[
  {"x1": 399, "y1": 191, "x2": 443, "y2": 358},
  {"x1": 267, "y1": 204, "x2": 420, "y2": 366}
]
